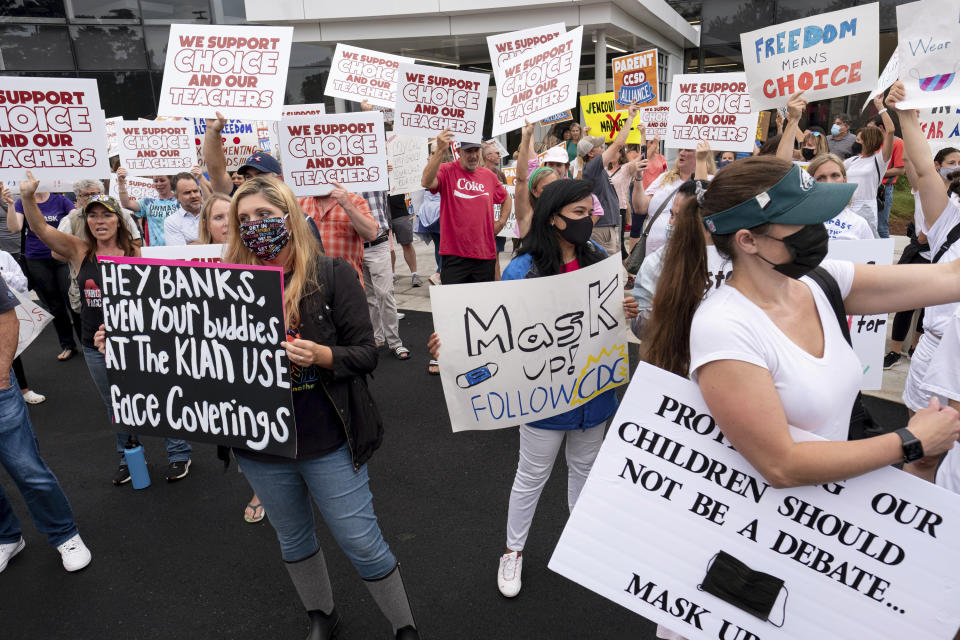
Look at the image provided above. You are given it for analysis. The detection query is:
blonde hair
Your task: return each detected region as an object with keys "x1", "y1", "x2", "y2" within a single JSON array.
[
  {"x1": 803, "y1": 132, "x2": 829, "y2": 157},
  {"x1": 661, "y1": 150, "x2": 716, "y2": 187},
  {"x1": 197, "y1": 193, "x2": 232, "y2": 245},
  {"x1": 807, "y1": 153, "x2": 847, "y2": 180},
  {"x1": 224, "y1": 176, "x2": 321, "y2": 328}
]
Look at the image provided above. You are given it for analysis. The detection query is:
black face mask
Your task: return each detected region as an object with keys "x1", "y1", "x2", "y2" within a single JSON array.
[
  {"x1": 554, "y1": 213, "x2": 594, "y2": 246},
  {"x1": 698, "y1": 551, "x2": 788, "y2": 626},
  {"x1": 851, "y1": 142, "x2": 863, "y2": 155},
  {"x1": 801, "y1": 147, "x2": 816, "y2": 161},
  {"x1": 757, "y1": 223, "x2": 829, "y2": 279}
]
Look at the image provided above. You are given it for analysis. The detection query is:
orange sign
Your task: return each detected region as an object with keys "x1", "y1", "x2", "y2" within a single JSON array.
[{"x1": 612, "y1": 49, "x2": 659, "y2": 110}]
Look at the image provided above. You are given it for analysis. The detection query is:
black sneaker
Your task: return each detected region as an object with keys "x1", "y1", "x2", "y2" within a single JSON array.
[
  {"x1": 908, "y1": 346, "x2": 916, "y2": 358},
  {"x1": 112, "y1": 465, "x2": 130, "y2": 486},
  {"x1": 165, "y1": 460, "x2": 191, "y2": 482},
  {"x1": 883, "y1": 351, "x2": 901, "y2": 370}
]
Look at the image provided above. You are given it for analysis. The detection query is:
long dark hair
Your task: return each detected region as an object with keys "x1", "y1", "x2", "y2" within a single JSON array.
[
  {"x1": 82, "y1": 208, "x2": 137, "y2": 262},
  {"x1": 516, "y1": 179, "x2": 603, "y2": 276},
  {"x1": 643, "y1": 157, "x2": 791, "y2": 376}
]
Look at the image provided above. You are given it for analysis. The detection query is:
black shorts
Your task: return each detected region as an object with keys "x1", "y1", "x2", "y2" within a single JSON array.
[{"x1": 440, "y1": 255, "x2": 496, "y2": 284}]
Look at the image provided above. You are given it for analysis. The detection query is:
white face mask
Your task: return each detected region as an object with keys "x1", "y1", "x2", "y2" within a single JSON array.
[
  {"x1": 665, "y1": 222, "x2": 674, "y2": 243},
  {"x1": 940, "y1": 165, "x2": 959, "y2": 180}
]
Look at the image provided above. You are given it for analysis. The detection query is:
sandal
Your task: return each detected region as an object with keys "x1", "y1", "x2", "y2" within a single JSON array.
[
  {"x1": 428, "y1": 359, "x2": 440, "y2": 376},
  {"x1": 244, "y1": 501, "x2": 265, "y2": 523},
  {"x1": 392, "y1": 345, "x2": 411, "y2": 360},
  {"x1": 57, "y1": 349, "x2": 75, "y2": 361}
]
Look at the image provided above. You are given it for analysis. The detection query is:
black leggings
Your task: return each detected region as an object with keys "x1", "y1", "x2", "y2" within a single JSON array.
[
  {"x1": 12, "y1": 356, "x2": 27, "y2": 390},
  {"x1": 891, "y1": 249, "x2": 929, "y2": 344},
  {"x1": 25, "y1": 257, "x2": 78, "y2": 350}
]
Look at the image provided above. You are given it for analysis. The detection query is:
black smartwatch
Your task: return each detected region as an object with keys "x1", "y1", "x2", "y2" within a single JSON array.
[{"x1": 895, "y1": 428, "x2": 924, "y2": 463}]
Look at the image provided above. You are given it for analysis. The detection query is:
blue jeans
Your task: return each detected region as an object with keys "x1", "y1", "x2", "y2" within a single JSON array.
[
  {"x1": 82, "y1": 346, "x2": 191, "y2": 464},
  {"x1": 878, "y1": 183, "x2": 894, "y2": 239},
  {"x1": 238, "y1": 444, "x2": 396, "y2": 579},
  {"x1": 0, "y1": 369, "x2": 78, "y2": 546}
]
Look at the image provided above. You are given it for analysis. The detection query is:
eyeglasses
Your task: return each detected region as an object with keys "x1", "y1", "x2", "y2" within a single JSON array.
[{"x1": 78, "y1": 191, "x2": 101, "y2": 198}]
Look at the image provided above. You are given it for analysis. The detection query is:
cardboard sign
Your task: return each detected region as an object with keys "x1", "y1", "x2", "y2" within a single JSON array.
[
  {"x1": 612, "y1": 49, "x2": 659, "y2": 109},
  {"x1": 0, "y1": 76, "x2": 110, "y2": 184},
  {"x1": 918, "y1": 104, "x2": 960, "y2": 155},
  {"x1": 430, "y1": 255, "x2": 627, "y2": 431},
  {"x1": 666, "y1": 73, "x2": 759, "y2": 153},
  {"x1": 896, "y1": 0, "x2": 960, "y2": 110},
  {"x1": 117, "y1": 120, "x2": 198, "y2": 175},
  {"x1": 393, "y1": 63, "x2": 489, "y2": 143},
  {"x1": 756, "y1": 111, "x2": 772, "y2": 143},
  {"x1": 550, "y1": 361, "x2": 960, "y2": 640},
  {"x1": 581, "y1": 92, "x2": 644, "y2": 144},
  {"x1": 487, "y1": 23, "x2": 567, "y2": 84},
  {"x1": 100, "y1": 257, "x2": 296, "y2": 457},
  {"x1": 387, "y1": 133, "x2": 429, "y2": 196},
  {"x1": 826, "y1": 240, "x2": 895, "y2": 390},
  {"x1": 109, "y1": 175, "x2": 158, "y2": 201},
  {"x1": 861, "y1": 50, "x2": 900, "y2": 113},
  {"x1": 105, "y1": 116, "x2": 122, "y2": 156},
  {"x1": 280, "y1": 111, "x2": 388, "y2": 197},
  {"x1": 192, "y1": 118, "x2": 259, "y2": 172},
  {"x1": 540, "y1": 110, "x2": 573, "y2": 126},
  {"x1": 12, "y1": 287, "x2": 52, "y2": 358},
  {"x1": 324, "y1": 44, "x2": 413, "y2": 109},
  {"x1": 491, "y1": 27, "x2": 583, "y2": 137},
  {"x1": 639, "y1": 103, "x2": 670, "y2": 139},
  {"x1": 140, "y1": 244, "x2": 224, "y2": 262},
  {"x1": 740, "y1": 4, "x2": 879, "y2": 112},
  {"x1": 157, "y1": 24, "x2": 293, "y2": 121}
]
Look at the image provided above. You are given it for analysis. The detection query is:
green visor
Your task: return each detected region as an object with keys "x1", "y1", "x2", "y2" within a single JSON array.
[{"x1": 702, "y1": 165, "x2": 855, "y2": 235}]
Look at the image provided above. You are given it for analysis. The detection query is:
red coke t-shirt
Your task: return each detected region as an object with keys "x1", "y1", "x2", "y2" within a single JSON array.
[{"x1": 432, "y1": 162, "x2": 507, "y2": 260}]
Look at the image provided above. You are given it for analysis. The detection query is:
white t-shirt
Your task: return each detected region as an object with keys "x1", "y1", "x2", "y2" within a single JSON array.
[
  {"x1": 843, "y1": 154, "x2": 885, "y2": 204},
  {"x1": 689, "y1": 259, "x2": 862, "y2": 441},
  {"x1": 936, "y1": 443, "x2": 960, "y2": 494},
  {"x1": 825, "y1": 207, "x2": 874, "y2": 240},
  {"x1": 633, "y1": 244, "x2": 730, "y2": 312},
  {"x1": 644, "y1": 173, "x2": 713, "y2": 256},
  {"x1": 921, "y1": 200, "x2": 960, "y2": 336},
  {"x1": 913, "y1": 192, "x2": 932, "y2": 260}
]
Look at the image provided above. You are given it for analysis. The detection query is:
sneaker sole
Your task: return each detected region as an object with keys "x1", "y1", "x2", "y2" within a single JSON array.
[
  {"x1": 0, "y1": 539, "x2": 25, "y2": 573},
  {"x1": 166, "y1": 459, "x2": 191, "y2": 482},
  {"x1": 113, "y1": 474, "x2": 131, "y2": 486}
]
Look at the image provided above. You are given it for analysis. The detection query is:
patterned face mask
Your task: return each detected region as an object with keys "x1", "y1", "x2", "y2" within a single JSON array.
[{"x1": 239, "y1": 215, "x2": 289, "y2": 261}]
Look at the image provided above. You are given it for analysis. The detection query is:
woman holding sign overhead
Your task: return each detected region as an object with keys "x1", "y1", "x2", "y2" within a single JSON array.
[{"x1": 222, "y1": 176, "x2": 420, "y2": 640}]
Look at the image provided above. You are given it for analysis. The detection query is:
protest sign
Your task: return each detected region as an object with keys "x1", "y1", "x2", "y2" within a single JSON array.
[
  {"x1": 105, "y1": 116, "x2": 122, "y2": 156},
  {"x1": 141, "y1": 244, "x2": 224, "y2": 262},
  {"x1": 550, "y1": 361, "x2": 960, "y2": 640},
  {"x1": 666, "y1": 73, "x2": 759, "y2": 153},
  {"x1": 393, "y1": 63, "x2": 489, "y2": 143},
  {"x1": 324, "y1": 44, "x2": 413, "y2": 109},
  {"x1": 117, "y1": 120, "x2": 198, "y2": 175},
  {"x1": 580, "y1": 92, "x2": 644, "y2": 144},
  {"x1": 497, "y1": 166, "x2": 519, "y2": 238},
  {"x1": 826, "y1": 239, "x2": 895, "y2": 390},
  {"x1": 612, "y1": 49, "x2": 659, "y2": 109},
  {"x1": 12, "y1": 288, "x2": 52, "y2": 358},
  {"x1": 283, "y1": 103, "x2": 326, "y2": 118},
  {"x1": 157, "y1": 24, "x2": 292, "y2": 121},
  {"x1": 740, "y1": 4, "x2": 879, "y2": 112},
  {"x1": 280, "y1": 111, "x2": 388, "y2": 197},
  {"x1": 896, "y1": 0, "x2": 960, "y2": 110},
  {"x1": 100, "y1": 257, "x2": 296, "y2": 457},
  {"x1": 430, "y1": 255, "x2": 627, "y2": 431},
  {"x1": 756, "y1": 111, "x2": 772, "y2": 143},
  {"x1": 861, "y1": 50, "x2": 900, "y2": 113},
  {"x1": 918, "y1": 105, "x2": 960, "y2": 155},
  {"x1": 487, "y1": 23, "x2": 567, "y2": 83},
  {"x1": 0, "y1": 76, "x2": 110, "y2": 184},
  {"x1": 109, "y1": 175, "x2": 158, "y2": 201},
  {"x1": 540, "y1": 110, "x2": 573, "y2": 126},
  {"x1": 491, "y1": 26, "x2": 583, "y2": 137},
  {"x1": 193, "y1": 118, "x2": 259, "y2": 172},
  {"x1": 639, "y1": 103, "x2": 670, "y2": 139},
  {"x1": 387, "y1": 133, "x2": 429, "y2": 196}
]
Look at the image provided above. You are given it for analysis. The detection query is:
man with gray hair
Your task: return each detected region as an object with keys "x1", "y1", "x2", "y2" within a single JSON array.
[{"x1": 827, "y1": 113, "x2": 857, "y2": 159}]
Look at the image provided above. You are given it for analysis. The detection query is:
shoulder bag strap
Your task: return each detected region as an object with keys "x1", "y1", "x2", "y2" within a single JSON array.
[
  {"x1": 932, "y1": 221, "x2": 960, "y2": 264},
  {"x1": 805, "y1": 266, "x2": 851, "y2": 346},
  {"x1": 642, "y1": 183, "x2": 683, "y2": 237}
]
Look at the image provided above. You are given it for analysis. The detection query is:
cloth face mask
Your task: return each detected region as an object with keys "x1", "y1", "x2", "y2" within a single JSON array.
[{"x1": 239, "y1": 215, "x2": 290, "y2": 261}]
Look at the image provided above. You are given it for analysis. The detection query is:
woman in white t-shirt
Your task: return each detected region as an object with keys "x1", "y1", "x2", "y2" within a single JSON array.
[
  {"x1": 841, "y1": 101, "x2": 894, "y2": 237},
  {"x1": 805, "y1": 154, "x2": 875, "y2": 240}
]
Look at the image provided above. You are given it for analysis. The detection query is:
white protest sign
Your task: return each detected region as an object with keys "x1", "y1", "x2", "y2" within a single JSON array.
[
  {"x1": 0, "y1": 77, "x2": 110, "y2": 184},
  {"x1": 740, "y1": 4, "x2": 879, "y2": 112},
  {"x1": 387, "y1": 133, "x2": 429, "y2": 196},
  {"x1": 324, "y1": 44, "x2": 414, "y2": 109},
  {"x1": 430, "y1": 255, "x2": 627, "y2": 431},
  {"x1": 157, "y1": 24, "x2": 293, "y2": 121},
  {"x1": 280, "y1": 111, "x2": 388, "y2": 197},
  {"x1": 640, "y1": 103, "x2": 670, "y2": 138},
  {"x1": 393, "y1": 64, "x2": 489, "y2": 143},
  {"x1": 918, "y1": 105, "x2": 960, "y2": 155},
  {"x1": 283, "y1": 103, "x2": 326, "y2": 118},
  {"x1": 491, "y1": 27, "x2": 583, "y2": 137},
  {"x1": 105, "y1": 116, "x2": 122, "y2": 156},
  {"x1": 117, "y1": 120, "x2": 198, "y2": 175},
  {"x1": 486, "y1": 23, "x2": 567, "y2": 83},
  {"x1": 140, "y1": 243, "x2": 224, "y2": 262},
  {"x1": 861, "y1": 50, "x2": 900, "y2": 113},
  {"x1": 550, "y1": 361, "x2": 960, "y2": 640},
  {"x1": 109, "y1": 175, "x2": 158, "y2": 201},
  {"x1": 826, "y1": 240, "x2": 895, "y2": 390},
  {"x1": 896, "y1": 0, "x2": 960, "y2": 110},
  {"x1": 13, "y1": 287, "x2": 52, "y2": 358},
  {"x1": 666, "y1": 73, "x2": 759, "y2": 153},
  {"x1": 192, "y1": 118, "x2": 259, "y2": 172}
]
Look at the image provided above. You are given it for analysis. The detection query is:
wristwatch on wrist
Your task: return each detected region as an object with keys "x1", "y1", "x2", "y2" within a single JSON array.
[{"x1": 895, "y1": 428, "x2": 924, "y2": 462}]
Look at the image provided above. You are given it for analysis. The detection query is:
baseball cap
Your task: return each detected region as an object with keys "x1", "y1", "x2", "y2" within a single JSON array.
[
  {"x1": 702, "y1": 165, "x2": 856, "y2": 235},
  {"x1": 577, "y1": 136, "x2": 605, "y2": 157},
  {"x1": 458, "y1": 141, "x2": 481, "y2": 150},
  {"x1": 238, "y1": 152, "x2": 282, "y2": 177},
  {"x1": 541, "y1": 146, "x2": 570, "y2": 165},
  {"x1": 83, "y1": 194, "x2": 121, "y2": 215}
]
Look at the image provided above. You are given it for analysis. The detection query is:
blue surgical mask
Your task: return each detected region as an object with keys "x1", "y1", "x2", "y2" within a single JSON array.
[
  {"x1": 830, "y1": 124, "x2": 841, "y2": 136},
  {"x1": 718, "y1": 160, "x2": 733, "y2": 169},
  {"x1": 940, "y1": 165, "x2": 958, "y2": 180}
]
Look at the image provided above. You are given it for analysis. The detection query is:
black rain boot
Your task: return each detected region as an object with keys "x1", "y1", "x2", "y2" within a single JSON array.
[
  {"x1": 284, "y1": 549, "x2": 340, "y2": 640},
  {"x1": 363, "y1": 563, "x2": 419, "y2": 639},
  {"x1": 306, "y1": 609, "x2": 342, "y2": 640},
  {"x1": 395, "y1": 625, "x2": 420, "y2": 640}
]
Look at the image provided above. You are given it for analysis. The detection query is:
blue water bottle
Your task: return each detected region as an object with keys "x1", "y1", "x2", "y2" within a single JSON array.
[{"x1": 124, "y1": 436, "x2": 151, "y2": 490}]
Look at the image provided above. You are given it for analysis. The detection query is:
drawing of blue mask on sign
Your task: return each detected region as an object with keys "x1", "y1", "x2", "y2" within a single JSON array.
[{"x1": 456, "y1": 363, "x2": 498, "y2": 388}]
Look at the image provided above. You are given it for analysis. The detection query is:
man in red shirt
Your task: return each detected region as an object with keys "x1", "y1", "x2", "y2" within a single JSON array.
[
  {"x1": 299, "y1": 182, "x2": 379, "y2": 280},
  {"x1": 421, "y1": 129, "x2": 509, "y2": 285}
]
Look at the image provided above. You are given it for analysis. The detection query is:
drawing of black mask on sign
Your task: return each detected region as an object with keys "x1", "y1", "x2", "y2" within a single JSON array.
[{"x1": 698, "y1": 551, "x2": 788, "y2": 626}]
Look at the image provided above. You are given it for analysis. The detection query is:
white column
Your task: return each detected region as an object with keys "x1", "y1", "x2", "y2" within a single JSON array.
[{"x1": 594, "y1": 29, "x2": 607, "y2": 94}]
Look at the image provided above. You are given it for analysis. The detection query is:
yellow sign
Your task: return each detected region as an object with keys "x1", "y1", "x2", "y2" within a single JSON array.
[{"x1": 579, "y1": 92, "x2": 644, "y2": 144}]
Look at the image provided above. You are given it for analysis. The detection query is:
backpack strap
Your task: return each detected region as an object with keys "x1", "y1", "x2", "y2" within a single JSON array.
[
  {"x1": 805, "y1": 266, "x2": 851, "y2": 346},
  {"x1": 932, "y1": 221, "x2": 960, "y2": 264}
]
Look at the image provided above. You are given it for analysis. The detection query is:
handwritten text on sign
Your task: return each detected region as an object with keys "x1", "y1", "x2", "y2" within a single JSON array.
[
  {"x1": 118, "y1": 120, "x2": 198, "y2": 175},
  {"x1": 193, "y1": 118, "x2": 259, "y2": 172},
  {"x1": 487, "y1": 23, "x2": 566, "y2": 83},
  {"x1": 666, "y1": 73, "x2": 759, "y2": 153},
  {"x1": 491, "y1": 27, "x2": 583, "y2": 137},
  {"x1": 157, "y1": 24, "x2": 293, "y2": 121},
  {"x1": 0, "y1": 76, "x2": 110, "y2": 183},
  {"x1": 550, "y1": 362, "x2": 960, "y2": 640},
  {"x1": 430, "y1": 255, "x2": 627, "y2": 431},
  {"x1": 919, "y1": 105, "x2": 960, "y2": 155},
  {"x1": 580, "y1": 92, "x2": 644, "y2": 144},
  {"x1": 387, "y1": 133, "x2": 429, "y2": 196},
  {"x1": 280, "y1": 111, "x2": 388, "y2": 197},
  {"x1": 324, "y1": 44, "x2": 414, "y2": 110},
  {"x1": 100, "y1": 257, "x2": 296, "y2": 457},
  {"x1": 740, "y1": 4, "x2": 879, "y2": 112},
  {"x1": 896, "y1": 0, "x2": 960, "y2": 110},
  {"x1": 393, "y1": 63, "x2": 489, "y2": 143}
]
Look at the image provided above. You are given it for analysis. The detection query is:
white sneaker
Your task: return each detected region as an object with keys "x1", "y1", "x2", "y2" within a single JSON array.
[
  {"x1": 428, "y1": 273, "x2": 442, "y2": 286},
  {"x1": 22, "y1": 390, "x2": 45, "y2": 404},
  {"x1": 0, "y1": 537, "x2": 25, "y2": 573},
  {"x1": 57, "y1": 534, "x2": 91, "y2": 572},
  {"x1": 497, "y1": 551, "x2": 522, "y2": 598},
  {"x1": 397, "y1": 312, "x2": 406, "y2": 320}
]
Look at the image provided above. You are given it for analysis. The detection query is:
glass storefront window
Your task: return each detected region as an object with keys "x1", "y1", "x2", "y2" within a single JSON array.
[
  {"x1": 69, "y1": 0, "x2": 139, "y2": 20},
  {"x1": 90, "y1": 70, "x2": 156, "y2": 118},
  {"x1": 700, "y1": 0, "x2": 774, "y2": 45},
  {"x1": 140, "y1": 0, "x2": 210, "y2": 22},
  {"x1": 143, "y1": 24, "x2": 169, "y2": 69},
  {"x1": 290, "y1": 42, "x2": 333, "y2": 68},
  {"x1": 71, "y1": 24, "x2": 146, "y2": 70},
  {"x1": 217, "y1": 0, "x2": 246, "y2": 22},
  {"x1": 0, "y1": 0, "x2": 66, "y2": 18},
  {"x1": 877, "y1": 0, "x2": 913, "y2": 31},
  {"x1": 0, "y1": 24, "x2": 73, "y2": 70},
  {"x1": 774, "y1": 0, "x2": 857, "y2": 23},
  {"x1": 284, "y1": 68, "x2": 330, "y2": 106},
  {"x1": 701, "y1": 43, "x2": 744, "y2": 73}
]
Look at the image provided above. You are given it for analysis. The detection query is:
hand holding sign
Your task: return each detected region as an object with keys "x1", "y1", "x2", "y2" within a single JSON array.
[
  {"x1": 886, "y1": 81, "x2": 907, "y2": 112},
  {"x1": 910, "y1": 396, "x2": 960, "y2": 457}
]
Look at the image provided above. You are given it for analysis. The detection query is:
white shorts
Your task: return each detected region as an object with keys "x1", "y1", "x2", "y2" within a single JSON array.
[
  {"x1": 902, "y1": 332, "x2": 949, "y2": 412},
  {"x1": 920, "y1": 312, "x2": 960, "y2": 404}
]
